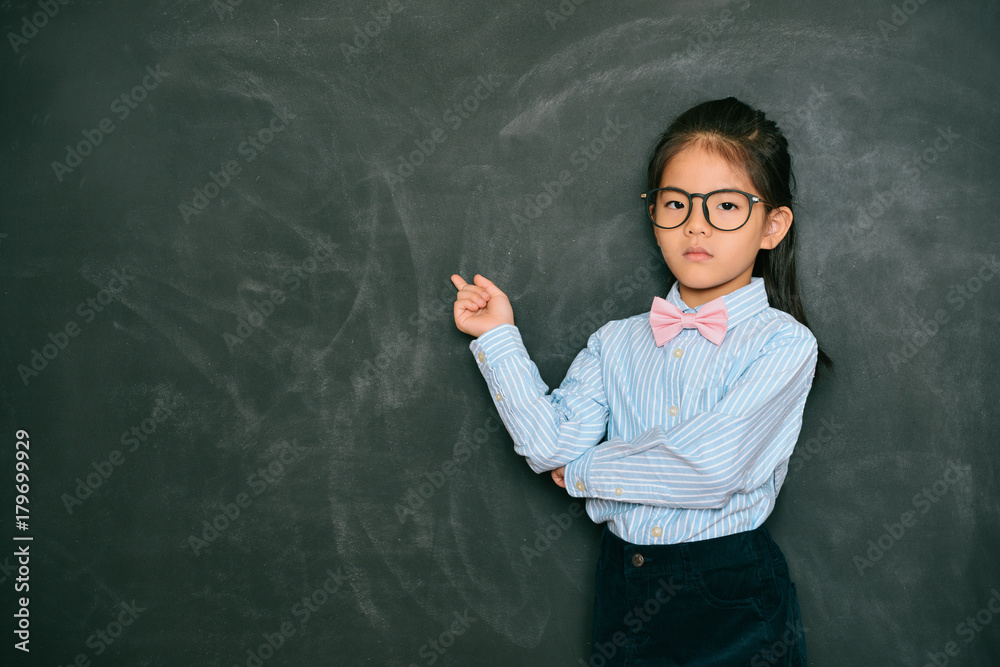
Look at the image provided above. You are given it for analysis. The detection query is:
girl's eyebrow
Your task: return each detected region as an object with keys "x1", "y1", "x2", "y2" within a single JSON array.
[{"x1": 660, "y1": 184, "x2": 747, "y2": 192}]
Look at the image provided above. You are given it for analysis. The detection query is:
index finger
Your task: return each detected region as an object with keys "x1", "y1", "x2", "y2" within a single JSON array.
[{"x1": 450, "y1": 274, "x2": 469, "y2": 290}]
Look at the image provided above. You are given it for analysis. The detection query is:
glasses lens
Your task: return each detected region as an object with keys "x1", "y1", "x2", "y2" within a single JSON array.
[
  {"x1": 705, "y1": 191, "x2": 752, "y2": 230},
  {"x1": 648, "y1": 188, "x2": 689, "y2": 228}
]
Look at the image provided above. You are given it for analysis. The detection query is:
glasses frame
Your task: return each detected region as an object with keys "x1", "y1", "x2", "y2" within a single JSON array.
[{"x1": 640, "y1": 187, "x2": 768, "y2": 231}]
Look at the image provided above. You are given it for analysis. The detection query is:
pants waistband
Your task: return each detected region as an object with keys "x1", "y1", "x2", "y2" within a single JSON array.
[{"x1": 603, "y1": 524, "x2": 781, "y2": 572}]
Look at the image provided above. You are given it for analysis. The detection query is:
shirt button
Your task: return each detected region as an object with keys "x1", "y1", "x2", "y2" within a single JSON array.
[
  {"x1": 478, "y1": 352, "x2": 486, "y2": 362},
  {"x1": 631, "y1": 553, "x2": 644, "y2": 567},
  {"x1": 668, "y1": 405, "x2": 678, "y2": 416},
  {"x1": 495, "y1": 392, "x2": 503, "y2": 402},
  {"x1": 673, "y1": 348, "x2": 684, "y2": 358},
  {"x1": 576, "y1": 481, "x2": 584, "y2": 492},
  {"x1": 614, "y1": 487, "x2": 623, "y2": 496},
  {"x1": 651, "y1": 526, "x2": 662, "y2": 538}
]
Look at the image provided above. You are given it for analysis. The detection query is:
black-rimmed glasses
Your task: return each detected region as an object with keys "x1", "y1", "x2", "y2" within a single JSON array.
[{"x1": 640, "y1": 187, "x2": 768, "y2": 231}]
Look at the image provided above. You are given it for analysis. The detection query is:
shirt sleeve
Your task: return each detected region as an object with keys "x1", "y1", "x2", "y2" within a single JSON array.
[
  {"x1": 562, "y1": 326, "x2": 818, "y2": 509},
  {"x1": 468, "y1": 323, "x2": 609, "y2": 473}
]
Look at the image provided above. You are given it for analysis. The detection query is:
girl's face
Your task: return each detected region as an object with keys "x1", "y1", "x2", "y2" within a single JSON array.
[{"x1": 652, "y1": 144, "x2": 792, "y2": 308}]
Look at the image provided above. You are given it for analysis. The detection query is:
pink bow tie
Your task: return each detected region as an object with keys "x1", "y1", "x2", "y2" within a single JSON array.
[{"x1": 649, "y1": 296, "x2": 728, "y2": 346}]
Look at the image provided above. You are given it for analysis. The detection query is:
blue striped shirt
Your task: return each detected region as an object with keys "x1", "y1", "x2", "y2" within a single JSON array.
[{"x1": 468, "y1": 276, "x2": 818, "y2": 545}]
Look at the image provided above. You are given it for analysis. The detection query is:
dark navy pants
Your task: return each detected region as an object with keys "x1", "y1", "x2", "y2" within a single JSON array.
[{"x1": 587, "y1": 525, "x2": 806, "y2": 666}]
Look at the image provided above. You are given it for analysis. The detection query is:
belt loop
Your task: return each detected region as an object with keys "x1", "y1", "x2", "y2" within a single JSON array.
[{"x1": 678, "y1": 542, "x2": 693, "y2": 587}]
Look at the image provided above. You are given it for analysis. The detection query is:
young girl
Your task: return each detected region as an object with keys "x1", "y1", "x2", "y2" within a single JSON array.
[{"x1": 451, "y1": 97, "x2": 830, "y2": 666}]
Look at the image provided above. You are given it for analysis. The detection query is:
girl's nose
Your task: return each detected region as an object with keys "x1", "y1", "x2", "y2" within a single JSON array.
[{"x1": 684, "y1": 203, "x2": 712, "y2": 234}]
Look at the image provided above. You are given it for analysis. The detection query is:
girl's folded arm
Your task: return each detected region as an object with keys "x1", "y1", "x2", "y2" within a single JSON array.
[
  {"x1": 470, "y1": 323, "x2": 610, "y2": 473},
  {"x1": 564, "y1": 329, "x2": 818, "y2": 508}
]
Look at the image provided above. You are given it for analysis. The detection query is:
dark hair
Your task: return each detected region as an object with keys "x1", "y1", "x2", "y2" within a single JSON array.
[{"x1": 646, "y1": 96, "x2": 832, "y2": 371}]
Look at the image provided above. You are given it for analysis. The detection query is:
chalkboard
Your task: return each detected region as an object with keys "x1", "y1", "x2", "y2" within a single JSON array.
[{"x1": 2, "y1": 0, "x2": 999, "y2": 665}]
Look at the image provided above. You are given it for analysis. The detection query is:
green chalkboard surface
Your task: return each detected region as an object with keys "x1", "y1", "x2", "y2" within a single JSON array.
[{"x1": 2, "y1": 0, "x2": 998, "y2": 665}]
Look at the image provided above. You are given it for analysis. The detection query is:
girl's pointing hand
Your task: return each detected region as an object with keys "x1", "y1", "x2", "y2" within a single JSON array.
[{"x1": 451, "y1": 274, "x2": 514, "y2": 338}]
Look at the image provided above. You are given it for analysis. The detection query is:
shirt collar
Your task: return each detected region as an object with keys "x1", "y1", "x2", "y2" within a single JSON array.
[{"x1": 665, "y1": 276, "x2": 769, "y2": 331}]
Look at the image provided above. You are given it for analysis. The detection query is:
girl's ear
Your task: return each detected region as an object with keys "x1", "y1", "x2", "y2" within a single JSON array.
[{"x1": 760, "y1": 206, "x2": 793, "y2": 250}]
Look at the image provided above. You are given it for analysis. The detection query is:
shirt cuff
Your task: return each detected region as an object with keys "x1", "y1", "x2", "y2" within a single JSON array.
[
  {"x1": 467, "y1": 323, "x2": 534, "y2": 417},
  {"x1": 563, "y1": 448, "x2": 597, "y2": 498},
  {"x1": 468, "y1": 323, "x2": 526, "y2": 371}
]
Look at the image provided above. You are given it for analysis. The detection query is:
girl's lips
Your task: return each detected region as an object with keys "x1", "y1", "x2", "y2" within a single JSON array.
[{"x1": 684, "y1": 252, "x2": 712, "y2": 261}]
